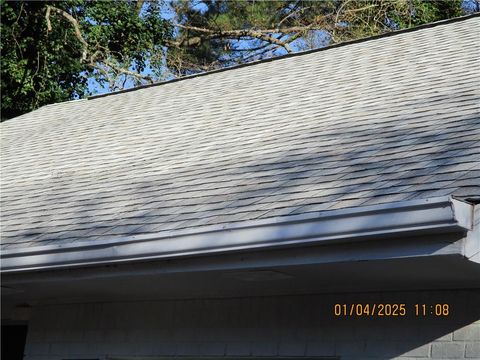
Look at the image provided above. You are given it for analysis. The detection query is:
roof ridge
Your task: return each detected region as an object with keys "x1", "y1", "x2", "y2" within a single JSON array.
[{"x1": 88, "y1": 13, "x2": 479, "y2": 100}]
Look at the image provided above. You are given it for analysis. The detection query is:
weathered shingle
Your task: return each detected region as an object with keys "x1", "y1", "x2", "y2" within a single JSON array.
[{"x1": 1, "y1": 16, "x2": 479, "y2": 250}]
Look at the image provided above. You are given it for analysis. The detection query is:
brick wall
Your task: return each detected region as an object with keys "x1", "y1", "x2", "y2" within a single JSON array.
[{"x1": 24, "y1": 289, "x2": 480, "y2": 360}]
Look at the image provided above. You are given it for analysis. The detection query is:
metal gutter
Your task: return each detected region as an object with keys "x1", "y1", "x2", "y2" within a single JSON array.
[{"x1": 0, "y1": 197, "x2": 473, "y2": 273}]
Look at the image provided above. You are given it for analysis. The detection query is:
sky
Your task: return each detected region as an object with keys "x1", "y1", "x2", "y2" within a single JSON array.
[{"x1": 87, "y1": 0, "x2": 480, "y2": 96}]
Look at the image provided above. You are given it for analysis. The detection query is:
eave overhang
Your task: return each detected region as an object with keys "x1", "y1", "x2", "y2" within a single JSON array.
[{"x1": 0, "y1": 196, "x2": 474, "y2": 273}]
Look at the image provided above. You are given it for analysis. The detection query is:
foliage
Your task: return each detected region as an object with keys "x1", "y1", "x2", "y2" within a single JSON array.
[
  {"x1": 1, "y1": 0, "x2": 171, "y2": 121},
  {"x1": 169, "y1": 0, "x2": 466, "y2": 74},
  {"x1": 0, "y1": 0, "x2": 474, "y2": 120},
  {"x1": 1, "y1": 1, "x2": 85, "y2": 119}
]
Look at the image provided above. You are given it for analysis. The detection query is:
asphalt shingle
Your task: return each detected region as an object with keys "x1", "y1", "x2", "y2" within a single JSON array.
[{"x1": 1, "y1": 16, "x2": 479, "y2": 250}]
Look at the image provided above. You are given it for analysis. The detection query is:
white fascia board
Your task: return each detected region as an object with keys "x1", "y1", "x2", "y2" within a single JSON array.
[{"x1": 0, "y1": 196, "x2": 473, "y2": 273}]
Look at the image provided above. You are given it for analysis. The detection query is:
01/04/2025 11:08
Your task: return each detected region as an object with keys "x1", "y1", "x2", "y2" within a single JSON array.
[{"x1": 332, "y1": 303, "x2": 450, "y2": 317}]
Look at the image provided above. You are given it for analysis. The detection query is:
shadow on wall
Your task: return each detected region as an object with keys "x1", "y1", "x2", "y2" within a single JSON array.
[{"x1": 18, "y1": 289, "x2": 480, "y2": 358}]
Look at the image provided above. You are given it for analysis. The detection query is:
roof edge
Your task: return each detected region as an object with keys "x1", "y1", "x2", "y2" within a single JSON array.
[
  {"x1": 0, "y1": 197, "x2": 473, "y2": 273},
  {"x1": 88, "y1": 13, "x2": 479, "y2": 100}
]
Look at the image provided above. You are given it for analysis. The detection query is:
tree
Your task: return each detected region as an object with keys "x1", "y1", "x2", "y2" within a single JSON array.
[
  {"x1": 1, "y1": 0, "x2": 473, "y2": 121},
  {"x1": 1, "y1": 0, "x2": 171, "y2": 121},
  {"x1": 167, "y1": 0, "x2": 465, "y2": 75}
]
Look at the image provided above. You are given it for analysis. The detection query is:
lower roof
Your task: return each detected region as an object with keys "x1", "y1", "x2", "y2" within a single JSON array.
[{"x1": 0, "y1": 16, "x2": 479, "y2": 252}]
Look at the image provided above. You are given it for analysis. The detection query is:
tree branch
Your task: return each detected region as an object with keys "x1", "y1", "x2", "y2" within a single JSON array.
[
  {"x1": 136, "y1": 0, "x2": 145, "y2": 14},
  {"x1": 175, "y1": 23, "x2": 326, "y2": 35},
  {"x1": 102, "y1": 59, "x2": 154, "y2": 84},
  {"x1": 174, "y1": 23, "x2": 299, "y2": 53},
  {"x1": 45, "y1": 5, "x2": 88, "y2": 61}
]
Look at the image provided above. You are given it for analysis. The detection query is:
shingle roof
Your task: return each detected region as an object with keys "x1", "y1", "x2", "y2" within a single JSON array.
[{"x1": 1, "y1": 16, "x2": 479, "y2": 251}]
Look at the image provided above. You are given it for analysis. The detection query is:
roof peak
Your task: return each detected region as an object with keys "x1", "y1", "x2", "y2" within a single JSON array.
[{"x1": 89, "y1": 13, "x2": 479, "y2": 100}]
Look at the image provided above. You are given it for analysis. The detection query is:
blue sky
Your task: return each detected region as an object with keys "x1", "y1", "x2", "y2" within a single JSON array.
[{"x1": 87, "y1": 0, "x2": 479, "y2": 96}]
